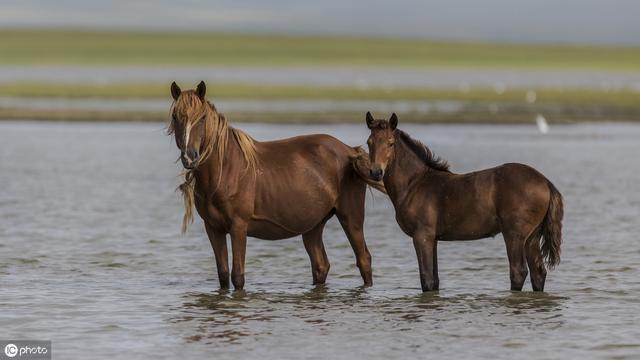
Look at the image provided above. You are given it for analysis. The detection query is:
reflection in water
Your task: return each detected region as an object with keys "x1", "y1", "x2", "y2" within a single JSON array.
[
  {"x1": 174, "y1": 290, "x2": 278, "y2": 343},
  {"x1": 173, "y1": 286, "x2": 356, "y2": 343},
  {"x1": 172, "y1": 288, "x2": 566, "y2": 344}
]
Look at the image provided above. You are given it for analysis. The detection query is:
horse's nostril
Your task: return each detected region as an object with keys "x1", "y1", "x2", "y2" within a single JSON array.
[{"x1": 187, "y1": 150, "x2": 199, "y2": 161}]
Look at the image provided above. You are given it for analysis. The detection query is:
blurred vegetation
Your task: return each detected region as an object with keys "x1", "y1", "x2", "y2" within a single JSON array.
[
  {"x1": 1, "y1": 82, "x2": 639, "y2": 108},
  {"x1": 1, "y1": 29, "x2": 639, "y2": 122},
  {"x1": 2, "y1": 106, "x2": 639, "y2": 124},
  {"x1": 1, "y1": 81, "x2": 639, "y2": 122},
  {"x1": 1, "y1": 29, "x2": 640, "y2": 69}
]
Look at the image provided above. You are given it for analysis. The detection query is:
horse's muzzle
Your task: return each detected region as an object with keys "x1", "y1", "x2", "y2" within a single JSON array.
[
  {"x1": 181, "y1": 150, "x2": 199, "y2": 169},
  {"x1": 370, "y1": 168, "x2": 383, "y2": 181}
]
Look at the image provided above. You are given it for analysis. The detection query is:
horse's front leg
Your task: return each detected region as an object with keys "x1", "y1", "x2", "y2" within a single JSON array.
[
  {"x1": 412, "y1": 229, "x2": 439, "y2": 292},
  {"x1": 230, "y1": 222, "x2": 248, "y2": 290},
  {"x1": 204, "y1": 224, "x2": 229, "y2": 289}
]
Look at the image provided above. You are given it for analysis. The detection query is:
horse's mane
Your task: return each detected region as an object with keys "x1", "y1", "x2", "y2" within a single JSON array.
[
  {"x1": 396, "y1": 129, "x2": 450, "y2": 172},
  {"x1": 168, "y1": 91, "x2": 258, "y2": 233}
]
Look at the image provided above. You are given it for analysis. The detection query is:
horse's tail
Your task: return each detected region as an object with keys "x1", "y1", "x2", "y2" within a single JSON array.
[
  {"x1": 541, "y1": 181, "x2": 563, "y2": 269},
  {"x1": 350, "y1": 147, "x2": 387, "y2": 194}
]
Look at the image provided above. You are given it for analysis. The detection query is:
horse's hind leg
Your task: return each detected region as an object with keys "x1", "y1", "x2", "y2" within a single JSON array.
[
  {"x1": 337, "y1": 213, "x2": 372, "y2": 286},
  {"x1": 302, "y1": 222, "x2": 330, "y2": 285},
  {"x1": 502, "y1": 227, "x2": 529, "y2": 291},
  {"x1": 336, "y1": 183, "x2": 372, "y2": 286},
  {"x1": 525, "y1": 228, "x2": 547, "y2": 291}
]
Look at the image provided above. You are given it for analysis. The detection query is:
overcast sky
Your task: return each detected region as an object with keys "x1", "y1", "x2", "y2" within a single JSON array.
[{"x1": 1, "y1": 0, "x2": 638, "y2": 45}]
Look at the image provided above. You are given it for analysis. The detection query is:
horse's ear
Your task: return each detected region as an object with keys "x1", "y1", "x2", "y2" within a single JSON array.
[
  {"x1": 366, "y1": 111, "x2": 375, "y2": 129},
  {"x1": 170, "y1": 82, "x2": 181, "y2": 101},
  {"x1": 196, "y1": 81, "x2": 206, "y2": 99},
  {"x1": 389, "y1": 113, "x2": 398, "y2": 130}
]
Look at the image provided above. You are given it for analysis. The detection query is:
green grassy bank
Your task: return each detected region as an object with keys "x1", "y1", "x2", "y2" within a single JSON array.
[{"x1": 1, "y1": 29, "x2": 640, "y2": 69}]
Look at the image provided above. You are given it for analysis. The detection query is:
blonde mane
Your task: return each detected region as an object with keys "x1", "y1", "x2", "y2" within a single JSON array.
[{"x1": 168, "y1": 91, "x2": 257, "y2": 233}]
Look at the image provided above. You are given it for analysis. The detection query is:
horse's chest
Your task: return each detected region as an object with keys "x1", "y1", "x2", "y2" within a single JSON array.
[
  {"x1": 195, "y1": 195, "x2": 230, "y2": 229},
  {"x1": 393, "y1": 195, "x2": 437, "y2": 237},
  {"x1": 394, "y1": 205, "x2": 422, "y2": 236}
]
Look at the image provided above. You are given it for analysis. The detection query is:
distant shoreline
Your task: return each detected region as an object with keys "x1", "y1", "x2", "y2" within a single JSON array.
[
  {"x1": 1, "y1": 108, "x2": 638, "y2": 124},
  {"x1": 1, "y1": 82, "x2": 639, "y2": 123}
]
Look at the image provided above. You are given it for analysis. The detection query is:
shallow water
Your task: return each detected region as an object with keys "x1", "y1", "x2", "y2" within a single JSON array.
[{"x1": 1, "y1": 122, "x2": 639, "y2": 359}]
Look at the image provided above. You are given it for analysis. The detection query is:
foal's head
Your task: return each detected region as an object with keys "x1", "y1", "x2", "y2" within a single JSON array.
[
  {"x1": 365, "y1": 112, "x2": 398, "y2": 181},
  {"x1": 168, "y1": 81, "x2": 211, "y2": 169}
]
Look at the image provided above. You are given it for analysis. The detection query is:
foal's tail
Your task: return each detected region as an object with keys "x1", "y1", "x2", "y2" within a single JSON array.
[
  {"x1": 350, "y1": 147, "x2": 387, "y2": 194},
  {"x1": 541, "y1": 181, "x2": 564, "y2": 269}
]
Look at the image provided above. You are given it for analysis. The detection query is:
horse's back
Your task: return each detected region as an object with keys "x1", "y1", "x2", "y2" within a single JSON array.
[
  {"x1": 259, "y1": 133, "x2": 354, "y2": 159},
  {"x1": 495, "y1": 163, "x2": 551, "y2": 193},
  {"x1": 257, "y1": 133, "x2": 356, "y2": 176}
]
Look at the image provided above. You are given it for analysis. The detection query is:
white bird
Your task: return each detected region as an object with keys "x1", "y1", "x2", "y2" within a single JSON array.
[{"x1": 536, "y1": 114, "x2": 549, "y2": 134}]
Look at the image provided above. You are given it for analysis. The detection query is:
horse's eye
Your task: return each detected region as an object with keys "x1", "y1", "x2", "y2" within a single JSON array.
[{"x1": 389, "y1": 142, "x2": 395, "y2": 147}]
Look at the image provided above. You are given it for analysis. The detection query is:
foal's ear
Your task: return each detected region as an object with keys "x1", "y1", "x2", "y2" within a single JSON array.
[
  {"x1": 170, "y1": 82, "x2": 182, "y2": 101},
  {"x1": 389, "y1": 113, "x2": 398, "y2": 130},
  {"x1": 196, "y1": 81, "x2": 206, "y2": 99},
  {"x1": 366, "y1": 111, "x2": 375, "y2": 129}
]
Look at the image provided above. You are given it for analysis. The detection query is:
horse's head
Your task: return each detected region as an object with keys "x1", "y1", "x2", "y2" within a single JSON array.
[
  {"x1": 365, "y1": 111, "x2": 398, "y2": 181},
  {"x1": 169, "y1": 81, "x2": 209, "y2": 169}
]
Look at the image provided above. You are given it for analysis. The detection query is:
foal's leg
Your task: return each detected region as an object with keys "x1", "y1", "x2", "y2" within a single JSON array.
[
  {"x1": 204, "y1": 224, "x2": 230, "y2": 289},
  {"x1": 525, "y1": 229, "x2": 547, "y2": 291},
  {"x1": 432, "y1": 241, "x2": 440, "y2": 290},
  {"x1": 302, "y1": 222, "x2": 330, "y2": 285},
  {"x1": 229, "y1": 223, "x2": 248, "y2": 290},
  {"x1": 502, "y1": 228, "x2": 529, "y2": 291},
  {"x1": 413, "y1": 229, "x2": 438, "y2": 292}
]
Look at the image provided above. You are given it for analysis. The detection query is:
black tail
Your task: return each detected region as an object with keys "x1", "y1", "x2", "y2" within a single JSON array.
[
  {"x1": 541, "y1": 181, "x2": 563, "y2": 268},
  {"x1": 350, "y1": 147, "x2": 387, "y2": 194}
]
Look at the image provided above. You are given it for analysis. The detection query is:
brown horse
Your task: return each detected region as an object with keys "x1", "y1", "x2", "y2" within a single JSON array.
[
  {"x1": 167, "y1": 81, "x2": 384, "y2": 290},
  {"x1": 360, "y1": 112, "x2": 563, "y2": 292}
]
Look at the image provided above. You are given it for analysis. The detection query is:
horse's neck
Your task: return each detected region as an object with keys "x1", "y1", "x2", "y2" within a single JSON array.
[
  {"x1": 194, "y1": 128, "x2": 238, "y2": 192},
  {"x1": 384, "y1": 139, "x2": 428, "y2": 203}
]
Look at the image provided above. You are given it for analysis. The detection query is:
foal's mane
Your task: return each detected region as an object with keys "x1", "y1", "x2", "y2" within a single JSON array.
[
  {"x1": 168, "y1": 91, "x2": 258, "y2": 233},
  {"x1": 396, "y1": 130, "x2": 450, "y2": 172}
]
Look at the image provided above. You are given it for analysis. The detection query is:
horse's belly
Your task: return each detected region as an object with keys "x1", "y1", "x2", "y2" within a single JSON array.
[
  {"x1": 438, "y1": 214, "x2": 500, "y2": 241},
  {"x1": 250, "y1": 173, "x2": 339, "y2": 239},
  {"x1": 247, "y1": 218, "x2": 305, "y2": 240},
  {"x1": 438, "y1": 227, "x2": 500, "y2": 241},
  {"x1": 248, "y1": 199, "x2": 335, "y2": 240}
]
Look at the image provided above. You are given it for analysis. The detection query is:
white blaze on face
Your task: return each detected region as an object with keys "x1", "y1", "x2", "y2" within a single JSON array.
[{"x1": 183, "y1": 121, "x2": 193, "y2": 158}]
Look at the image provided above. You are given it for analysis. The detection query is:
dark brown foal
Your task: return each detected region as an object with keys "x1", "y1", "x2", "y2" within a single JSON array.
[{"x1": 362, "y1": 112, "x2": 563, "y2": 292}]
